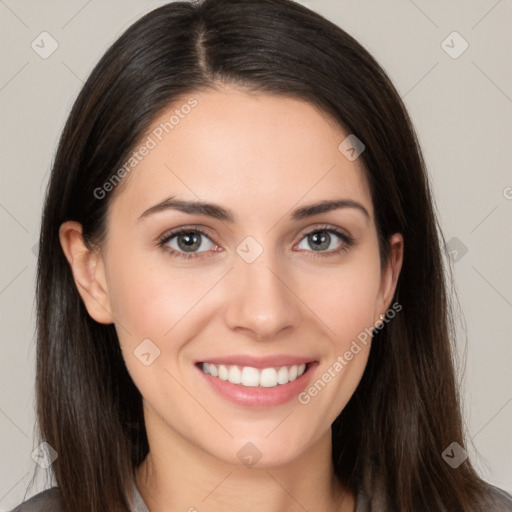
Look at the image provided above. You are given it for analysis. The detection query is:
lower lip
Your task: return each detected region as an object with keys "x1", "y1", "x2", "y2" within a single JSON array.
[{"x1": 196, "y1": 363, "x2": 318, "y2": 408}]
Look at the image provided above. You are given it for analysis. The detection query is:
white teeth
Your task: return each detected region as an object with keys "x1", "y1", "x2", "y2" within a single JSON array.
[
  {"x1": 260, "y1": 368, "x2": 278, "y2": 387},
  {"x1": 218, "y1": 365, "x2": 229, "y2": 381},
  {"x1": 201, "y1": 362, "x2": 308, "y2": 388},
  {"x1": 228, "y1": 365, "x2": 242, "y2": 384},
  {"x1": 241, "y1": 367, "x2": 260, "y2": 387},
  {"x1": 277, "y1": 366, "x2": 289, "y2": 384}
]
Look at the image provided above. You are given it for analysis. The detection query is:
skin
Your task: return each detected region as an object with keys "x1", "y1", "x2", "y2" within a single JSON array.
[{"x1": 59, "y1": 85, "x2": 403, "y2": 512}]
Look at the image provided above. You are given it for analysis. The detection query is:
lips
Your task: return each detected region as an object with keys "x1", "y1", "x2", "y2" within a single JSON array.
[{"x1": 194, "y1": 355, "x2": 318, "y2": 408}]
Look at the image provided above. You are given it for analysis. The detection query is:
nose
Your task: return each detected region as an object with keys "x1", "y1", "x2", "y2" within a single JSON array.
[{"x1": 223, "y1": 248, "x2": 301, "y2": 341}]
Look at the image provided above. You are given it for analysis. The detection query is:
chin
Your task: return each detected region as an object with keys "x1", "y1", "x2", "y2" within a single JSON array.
[{"x1": 202, "y1": 432, "x2": 317, "y2": 470}]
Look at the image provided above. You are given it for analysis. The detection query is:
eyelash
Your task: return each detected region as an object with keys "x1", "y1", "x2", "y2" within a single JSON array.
[{"x1": 156, "y1": 224, "x2": 354, "y2": 261}]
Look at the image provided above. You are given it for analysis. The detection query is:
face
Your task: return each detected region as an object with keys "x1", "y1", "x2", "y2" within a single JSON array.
[{"x1": 61, "y1": 85, "x2": 403, "y2": 469}]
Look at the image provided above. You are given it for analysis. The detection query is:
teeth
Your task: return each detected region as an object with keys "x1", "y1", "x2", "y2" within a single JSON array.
[
  {"x1": 277, "y1": 366, "x2": 289, "y2": 384},
  {"x1": 218, "y1": 365, "x2": 229, "y2": 381},
  {"x1": 241, "y1": 367, "x2": 260, "y2": 387},
  {"x1": 260, "y1": 368, "x2": 277, "y2": 387},
  {"x1": 228, "y1": 365, "x2": 242, "y2": 384},
  {"x1": 201, "y1": 362, "x2": 307, "y2": 388}
]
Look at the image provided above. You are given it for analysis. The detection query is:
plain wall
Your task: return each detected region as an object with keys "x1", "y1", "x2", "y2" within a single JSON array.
[{"x1": 0, "y1": 0, "x2": 511, "y2": 508}]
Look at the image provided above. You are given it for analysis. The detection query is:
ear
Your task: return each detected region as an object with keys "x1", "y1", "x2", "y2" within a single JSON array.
[
  {"x1": 375, "y1": 232, "x2": 404, "y2": 317},
  {"x1": 59, "y1": 221, "x2": 114, "y2": 324}
]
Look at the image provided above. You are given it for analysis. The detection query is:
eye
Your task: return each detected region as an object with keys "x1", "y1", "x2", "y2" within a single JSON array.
[
  {"x1": 157, "y1": 227, "x2": 219, "y2": 260},
  {"x1": 294, "y1": 226, "x2": 354, "y2": 258}
]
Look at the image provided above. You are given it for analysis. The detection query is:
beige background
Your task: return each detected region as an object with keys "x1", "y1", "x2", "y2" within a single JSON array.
[{"x1": 0, "y1": 0, "x2": 511, "y2": 508}]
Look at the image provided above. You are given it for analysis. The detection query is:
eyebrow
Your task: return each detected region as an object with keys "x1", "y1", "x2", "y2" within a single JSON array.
[{"x1": 137, "y1": 196, "x2": 370, "y2": 223}]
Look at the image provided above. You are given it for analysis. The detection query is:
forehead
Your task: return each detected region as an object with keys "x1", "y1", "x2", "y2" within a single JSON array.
[{"x1": 109, "y1": 86, "x2": 373, "y2": 223}]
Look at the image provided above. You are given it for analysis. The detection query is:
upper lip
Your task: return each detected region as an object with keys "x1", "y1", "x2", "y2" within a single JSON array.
[{"x1": 196, "y1": 355, "x2": 316, "y2": 369}]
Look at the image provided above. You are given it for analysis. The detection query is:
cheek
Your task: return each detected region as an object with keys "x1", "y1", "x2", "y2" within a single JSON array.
[
  {"x1": 104, "y1": 249, "x2": 212, "y2": 398},
  {"x1": 301, "y1": 253, "x2": 382, "y2": 345},
  {"x1": 105, "y1": 248, "x2": 214, "y2": 340},
  {"x1": 294, "y1": 250, "x2": 381, "y2": 412}
]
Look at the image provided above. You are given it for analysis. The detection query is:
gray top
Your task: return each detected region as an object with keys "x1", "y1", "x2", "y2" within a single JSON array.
[
  {"x1": 132, "y1": 484, "x2": 150, "y2": 512},
  {"x1": 8, "y1": 480, "x2": 512, "y2": 511},
  {"x1": 8, "y1": 483, "x2": 148, "y2": 512},
  {"x1": 8, "y1": 484, "x2": 147, "y2": 512}
]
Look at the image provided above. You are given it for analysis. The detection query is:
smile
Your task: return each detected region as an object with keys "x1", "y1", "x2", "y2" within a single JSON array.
[{"x1": 201, "y1": 362, "x2": 307, "y2": 388}]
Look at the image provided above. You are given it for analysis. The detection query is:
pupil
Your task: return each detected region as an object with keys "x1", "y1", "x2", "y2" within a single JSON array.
[
  {"x1": 178, "y1": 232, "x2": 201, "y2": 251},
  {"x1": 310, "y1": 231, "x2": 329, "y2": 251}
]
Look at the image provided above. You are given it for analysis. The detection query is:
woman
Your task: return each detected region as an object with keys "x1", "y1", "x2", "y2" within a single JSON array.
[{"x1": 12, "y1": 0, "x2": 512, "y2": 510}]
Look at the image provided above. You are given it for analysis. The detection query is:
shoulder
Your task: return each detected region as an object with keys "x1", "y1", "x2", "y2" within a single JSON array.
[
  {"x1": 484, "y1": 483, "x2": 512, "y2": 510},
  {"x1": 352, "y1": 482, "x2": 512, "y2": 511},
  {"x1": 8, "y1": 487, "x2": 64, "y2": 512}
]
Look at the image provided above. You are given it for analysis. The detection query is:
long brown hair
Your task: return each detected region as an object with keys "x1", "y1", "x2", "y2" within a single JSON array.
[{"x1": 32, "y1": 1, "x2": 510, "y2": 510}]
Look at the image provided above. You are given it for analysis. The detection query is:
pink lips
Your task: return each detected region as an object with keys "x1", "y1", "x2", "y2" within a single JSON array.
[{"x1": 195, "y1": 355, "x2": 318, "y2": 408}]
